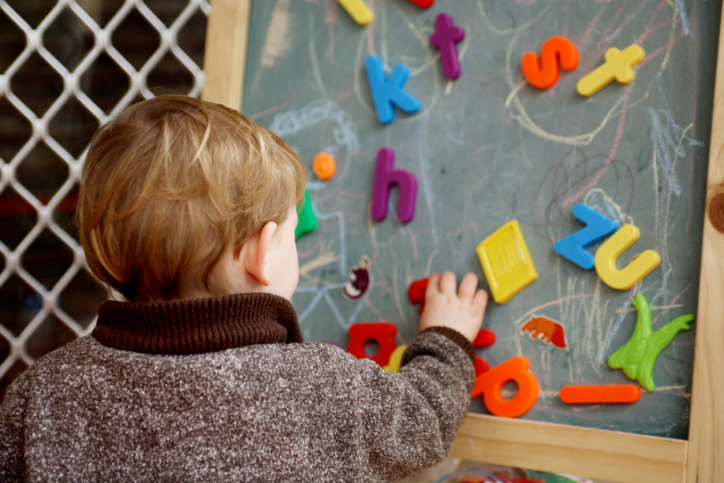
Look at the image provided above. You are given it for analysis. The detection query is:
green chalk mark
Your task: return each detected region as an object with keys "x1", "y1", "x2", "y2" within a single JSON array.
[
  {"x1": 608, "y1": 293, "x2": 693, "y2": 392},
  {"x1": 295, "y1": 190, "x2": 316, "y2": 239}
]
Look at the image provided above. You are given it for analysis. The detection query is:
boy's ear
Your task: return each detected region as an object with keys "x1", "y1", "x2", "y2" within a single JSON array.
[{"x1": 244, "y1": 221, "x2": 278, "y2": 286}]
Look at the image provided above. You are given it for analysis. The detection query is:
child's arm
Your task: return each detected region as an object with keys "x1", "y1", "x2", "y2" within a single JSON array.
[
  {"x1": 418, "y1": 271, "x2": 488, "y2": 342},
  {"x1": 349, "y1": 272, "x2": 487, "y2": 480},
  {"x1": 0, "y1": 370, "x2": 29, "y2": 482}
]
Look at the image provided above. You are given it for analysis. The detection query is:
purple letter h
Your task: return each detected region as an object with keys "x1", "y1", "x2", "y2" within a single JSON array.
[{"x1": 371, "y1": 148, "x2": 417, "y2": 223}]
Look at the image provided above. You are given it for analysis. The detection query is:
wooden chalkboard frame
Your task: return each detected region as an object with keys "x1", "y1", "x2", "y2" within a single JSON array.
[{"x1": 201, "y1": 1, "x2": 724, "y2": 481}]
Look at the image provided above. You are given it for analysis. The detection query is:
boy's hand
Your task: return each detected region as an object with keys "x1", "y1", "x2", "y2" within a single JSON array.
[{"x1": 418, "y1": 272, "x2": 488, "y2": 343}]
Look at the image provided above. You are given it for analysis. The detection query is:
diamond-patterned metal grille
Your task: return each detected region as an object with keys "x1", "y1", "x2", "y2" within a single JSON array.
[{"x1": 0, "y1": 0, "x2": 209, "y2": 398}]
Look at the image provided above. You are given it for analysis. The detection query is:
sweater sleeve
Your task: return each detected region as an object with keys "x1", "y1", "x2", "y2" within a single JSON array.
[
  {"x1": 0, "y1": 369, "x2": 30, "y2": 482},
  {"x1": 350, "y1": 329, "x2": 475, "y2": 481}
]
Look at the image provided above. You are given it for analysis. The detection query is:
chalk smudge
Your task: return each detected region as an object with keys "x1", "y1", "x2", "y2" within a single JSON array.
[{"x1": 260, "y1": 0, "x2": 293, "y2": 69}]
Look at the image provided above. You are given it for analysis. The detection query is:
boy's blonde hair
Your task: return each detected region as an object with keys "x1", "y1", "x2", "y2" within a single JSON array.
[{"x1": 78, "y1": 95, "x2": 306, "y2": 302}]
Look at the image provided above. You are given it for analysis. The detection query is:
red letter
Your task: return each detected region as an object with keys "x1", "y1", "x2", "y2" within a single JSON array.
[
  {"x1": 407, "y1": 0, "x2": 434, "y2": 8},
  {"x1": 347, "y1": 322, "x2": 397, "y2": 367},
  {"x1": 472, "y1": 357, "x2": 539, "y2": 418}
]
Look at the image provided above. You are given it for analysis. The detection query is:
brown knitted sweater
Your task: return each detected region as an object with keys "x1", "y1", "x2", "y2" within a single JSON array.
[{"x1": 0, "y1": 293, "x2": 475, "y2": 482}]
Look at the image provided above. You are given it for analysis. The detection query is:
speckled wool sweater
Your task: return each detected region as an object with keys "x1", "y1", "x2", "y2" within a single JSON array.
[{"x1": 0, "y1": 292, "x2": 476, "y2": 482}]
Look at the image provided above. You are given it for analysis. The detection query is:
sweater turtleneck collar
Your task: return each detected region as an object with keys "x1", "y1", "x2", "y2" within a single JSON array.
[{"x1": 92, "y1": 292, "x2": 303, "y2": 355}]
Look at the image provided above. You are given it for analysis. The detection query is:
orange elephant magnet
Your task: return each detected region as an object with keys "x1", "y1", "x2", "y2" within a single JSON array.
[
  {"x1": 472, "y1": 356, "x2": 539, "y2": 418},
  {"x1": 521, "y1": 315, "x2": 567, "y2": 350}
]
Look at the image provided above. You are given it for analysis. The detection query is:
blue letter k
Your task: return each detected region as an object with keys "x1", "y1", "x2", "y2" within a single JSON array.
[{"x1": 365, "y1": 55, "x2": 421, "y2": 124}]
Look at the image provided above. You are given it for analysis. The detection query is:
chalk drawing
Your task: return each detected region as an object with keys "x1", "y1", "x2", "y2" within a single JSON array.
[{"x1": 260, "y1": 0, "x2": 293, "y2": 69}]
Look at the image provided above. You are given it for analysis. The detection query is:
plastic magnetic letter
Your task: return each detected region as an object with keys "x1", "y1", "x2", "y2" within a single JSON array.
[
  {"x1": 429, "y1": 13, "x2": 465, "y2": 80},
  {"x1": 473, "y1": 330, "x2": 495, "y2": 377},
  {"x1": 554, "y1": 204, "x2": 618, "y2": 270},
  {"x1": 521, "y1": 36, "x2": 578, "y2": 89},
  {"x1": 576, "y1": 44, "x2": 645, "y2": 97},
  {"x1": 383, "y1": 344, "x2": 407, "y2": 372},
  {"x1": 476, "y1": 220, "x2": 538, "y2": 304},
  {"x1": 337, "y1": 0, "x2": 374, "y2": 26},
  {"x1": 560, "y1": 384, "x2": 641, "y2": 404},
  {"x1": 347, "y1": 322, "x2": 398, "y2": 367},
  {"x1": 365, "y1": 55, "x2": 421, "y2": 124},
  {"x1": 295, "y1": 190, "x2": 317, "y2": 239},
  {"x1": 472, "y1": 356, "x2": 539, "y2": 418},
  {"x1": 474, "y1": 356, "x2": 489, "y2": 376},
  {"x1": 608, "y1": 294, "x2": 693, "y2": 392},
  {"x1": 407, "y1": 0, "x2": 434, "y2": 7},
  {"x1": 370, "y1": 147, "x2": 418, "y2": 223},
  {"x1": 473, "y1": 329, "x2": 496, "y2": 347},
  {"x1": 594, "y1": 224, "x2": 661, "y2": 290},
  {"x1": 407, "y1": 278, "x2": 428, "y2": 314}
]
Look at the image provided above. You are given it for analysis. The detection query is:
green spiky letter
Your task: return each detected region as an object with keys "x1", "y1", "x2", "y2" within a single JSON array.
[{"x1": 608, "y1": 294, "x2": 693, "y2": 392}]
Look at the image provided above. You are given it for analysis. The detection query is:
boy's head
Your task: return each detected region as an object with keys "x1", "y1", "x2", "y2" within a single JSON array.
[{"x1": 78, "y1": 95, "x2": 306, "y2": 303}]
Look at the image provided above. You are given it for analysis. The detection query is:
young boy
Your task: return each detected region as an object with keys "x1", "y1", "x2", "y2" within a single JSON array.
[{"x1": 0, "y1": 95, "x2": 488, "y2": 482}]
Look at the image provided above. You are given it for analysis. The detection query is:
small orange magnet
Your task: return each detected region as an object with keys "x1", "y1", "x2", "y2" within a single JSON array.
[{"x1": 312, "y1": 152, "x2": 337, "y2": 180}]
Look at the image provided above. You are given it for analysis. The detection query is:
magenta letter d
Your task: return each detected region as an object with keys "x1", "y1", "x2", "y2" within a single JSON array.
[{"x1": 371, "y1": 147, "x2": 417, "y2": 223}]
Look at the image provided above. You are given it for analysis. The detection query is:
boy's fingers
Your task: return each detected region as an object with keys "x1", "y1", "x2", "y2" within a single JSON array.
[
  {"x1": 458, "y1": 273, "x2": 478, "y2": 301},
  {"x1": 473, "y1": 289, "x2": 489, "y2": 314},
  {"x1": 426, "y1": 273, "x2": 441, "y2": 297},
  {"x1": 440, "y1": 271, "x2": 456, "y2": 294}
]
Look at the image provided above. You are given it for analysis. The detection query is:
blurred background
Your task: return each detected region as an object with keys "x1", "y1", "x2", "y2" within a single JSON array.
[{"x1": 0, "y1": 0, "x2": 208, "y2": 400}]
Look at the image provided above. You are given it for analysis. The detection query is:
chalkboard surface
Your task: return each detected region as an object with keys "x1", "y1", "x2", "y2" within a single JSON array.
[{"x1": 240, "y1": 0, "x2": 720, "y2": 439}]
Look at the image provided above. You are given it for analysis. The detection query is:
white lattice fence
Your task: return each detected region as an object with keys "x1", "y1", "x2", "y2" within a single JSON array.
[{"x1": 0, "y1": 0, "x2": 209, "y2": 392}]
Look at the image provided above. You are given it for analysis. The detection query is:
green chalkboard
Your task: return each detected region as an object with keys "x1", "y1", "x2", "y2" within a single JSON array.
[{"x1": 240, "y1": 0, "x2": 720, "y2": 440}]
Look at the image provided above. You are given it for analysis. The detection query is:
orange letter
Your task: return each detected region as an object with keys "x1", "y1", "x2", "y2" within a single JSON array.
[
  {"x1": 472, "y1": 357, "x2": 539, "y2": 418},
  {"x1": 521, "y1": 36, "x2": 578, "y2": 89}
]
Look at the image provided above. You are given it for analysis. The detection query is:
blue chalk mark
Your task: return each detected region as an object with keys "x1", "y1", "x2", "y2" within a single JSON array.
[
  {"x1": 365, "y1": 55, "x2": 421, "y2": 124},
  {"x1": 554, "y1": 204, "x2": 618, "y2": 270}
]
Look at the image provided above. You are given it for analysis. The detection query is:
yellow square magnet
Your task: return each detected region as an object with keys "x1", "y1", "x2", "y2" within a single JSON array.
[{"x1": 476, "y1": 220, "x2": 538, "y2": 304}]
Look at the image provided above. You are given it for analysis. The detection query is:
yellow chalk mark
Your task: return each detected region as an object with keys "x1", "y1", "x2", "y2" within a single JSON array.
[
  {"x1": 476, "y1": 0, "x2": 552, "y2": 36},
  {"x1": 366, "y1": 203, "x2": 379, "y2": 251},
  {"x1": 338, "y1": 0, "x2": 374, "y2": 26},
  {"x1": 653, "y1": 150, "x2": 660, "y2": 240},
  {"x1": 577, "y1": 45, "x2": 646, "y2": 97},
  {"x1": 308, "y1": 13, "x2": 327, "y2": 97},
  {"x1": 299, "y1": 251, "x2": 340, "y2": 277},
  {"x1": 260, "y1": 0, "x2": 293, "y2": 68},
  {"x1": 298, "y1": 249, "x2": 340, "y2": 287},
  {"x1": 393, "y1": 264, "x2": 408, "y2": 326},
  {"x1": 425, "y1": 247, "x2": 438, "y2": 276},
  {"x1": 616, "y1": 304, "x2": 683, "y2": 314}
]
